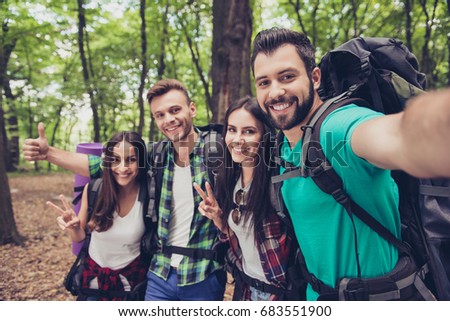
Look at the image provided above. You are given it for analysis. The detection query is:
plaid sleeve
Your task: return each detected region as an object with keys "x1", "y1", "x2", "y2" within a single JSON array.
[{"x1": 88, "y1": 154, "x2": 103, "y2": 179}]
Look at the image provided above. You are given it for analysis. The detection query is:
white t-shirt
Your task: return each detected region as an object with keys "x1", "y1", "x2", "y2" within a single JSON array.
[
  {"x1": 88, "y1": 191, "x2": 145, "y2": 290},
  {"x1": 89, "y1": 191, "x2": 145, "y2": 270},
  {"x1": 167, "y1": 163, "x2": 195, "y2": 267}
]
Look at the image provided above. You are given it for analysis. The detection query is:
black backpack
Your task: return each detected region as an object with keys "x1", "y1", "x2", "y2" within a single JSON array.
[
  {"x1": 272, "y1": 37, "x2": 450, "y2": 300},
  {"x1": 144, "y1": 124, "x2": 228, "y2": 264}
]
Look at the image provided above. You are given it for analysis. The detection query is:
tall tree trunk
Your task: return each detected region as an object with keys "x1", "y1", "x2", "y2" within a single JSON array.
[
  {"x1": 350, "y1": 0, "x2": 359, "y2": 37},
  {"x1": 137, "y1": 0, "x2": 147, "y2": 136},
  {"x1": 211, "y1": 0, "x2": 252, "y2": 124},
  {"x1": 3, "y1": 82, "x2": 18, "y2": 172},
  {"x1": 47, "y1": 104, "x2": 64, "y2": 172},
  {"x1": 0, "y1": 99, "x2": 10, "y2": 169},
  {"x1": 447, "y1": 0, "x2": 450, "y2": 86},
  {"x1": 7, "y1": 112, "x2": 18, "y2": 171},
  {"x1": 181, "y1": 21, "x2": 212, "y2": 117},
  {"x1": 24, "y1": 95, "x2": 39, "y2": 172},
  {"x1": 77, "y1": 0, "x2": 100, "y2": 142},
  {"x1": 149, "y1": 1, "x2": 169, "y2": 143},
  {"x1": 418, "y1": 0, "x2": 438, "y2": 87},
  {"x1": 288, "y1": 0, "x2": 308, "y2": 38},
  {"x1": 63, "y1": 120, "x2": 77, "y2": 151},
  {"x1": 310, "y1": 1, "x2": 319, "y2": 48},
  {"x1": 0, "y1": 88, "x2": 23, "y2": 246},
  {"x1": 0, "y1": 20, "x2": 17, "y2": 172},
  {"x1": 404, "y1": 0, "x2": 413, "y2": 50}
]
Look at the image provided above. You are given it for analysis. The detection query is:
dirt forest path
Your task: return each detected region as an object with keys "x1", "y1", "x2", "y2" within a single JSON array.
[
  {"x1": 1, "y1": 172, "x2": 233, "y2": 301},
  {"x1": 1, "y1": 173, "x2": 76, "y2": 300}
]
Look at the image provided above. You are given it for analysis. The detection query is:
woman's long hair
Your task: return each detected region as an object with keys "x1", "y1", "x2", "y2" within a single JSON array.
[
  {"x1": 215, "y1": 96, "x2": 276, "y2": 238},
  {"x1": 88, "y1": 131, "x2": 147, "y2": 232}
]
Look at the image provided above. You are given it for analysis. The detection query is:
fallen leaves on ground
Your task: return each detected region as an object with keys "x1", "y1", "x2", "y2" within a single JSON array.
[{"x1": 1, "y1": 173, "x2": 76, "y2": 301}]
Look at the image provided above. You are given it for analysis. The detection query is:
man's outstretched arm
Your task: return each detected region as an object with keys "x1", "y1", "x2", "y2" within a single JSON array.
[
  {"x1": 352, "y1": 88, "x2": 450, "y2": 178},
  {"x1": 22, "y1": 122, "x2": 91, "y2": 177}
]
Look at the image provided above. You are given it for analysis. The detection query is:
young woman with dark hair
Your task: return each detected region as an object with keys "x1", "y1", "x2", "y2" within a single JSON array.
[
  {"x1": 194, "y1": 96, "x2": 293, "y2": 301},
  {"x1": 47, "y1": 131, "x2": 149, "y2": 300}
]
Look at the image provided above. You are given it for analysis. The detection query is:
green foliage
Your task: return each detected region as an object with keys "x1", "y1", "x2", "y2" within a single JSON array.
[
  {"x1": 276, "y1": 0, "x2": 448, "y2": 88},
  {"x1": 2, "y1": 0, "x2": 448, "y2": 169}
]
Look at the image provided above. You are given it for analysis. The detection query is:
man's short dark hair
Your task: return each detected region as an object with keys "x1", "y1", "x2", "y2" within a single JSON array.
[{"x1": 251, "y1": 27, "x2": 316, "y2": 76}]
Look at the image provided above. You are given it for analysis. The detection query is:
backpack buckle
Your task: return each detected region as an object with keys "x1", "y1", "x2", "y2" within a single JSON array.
[
  {"x1": 360, "y1": 59, "x2": 370, "y2": 78},
  {"x1": 331, "y1": 189, "x2": 349, "y2": 205},
  {"x1": 310, "y1": 164, "x2": 325, "y2": 177},
  {"x1": 343, "y1": 288, "x2": 368, "y2": 301},
  {"x1": 252, "y1": 279, "x2": 262, "y2": 290}
]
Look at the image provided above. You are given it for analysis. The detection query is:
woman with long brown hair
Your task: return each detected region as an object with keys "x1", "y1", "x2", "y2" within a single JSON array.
[
  {"x1": 194, "y1": 96, "x2": 294, "y2": 300},
  {"x1": 47, "y1": 131, "x2": 148, "y2": 300}
]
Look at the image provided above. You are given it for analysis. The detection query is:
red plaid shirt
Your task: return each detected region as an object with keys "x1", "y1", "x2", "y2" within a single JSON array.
[
  {"x1": 81, "y1": 255, "x2": 148, "y2": 301},
  {"x1": 225, "y1": 210, "x2": 291, "y2": 300}
]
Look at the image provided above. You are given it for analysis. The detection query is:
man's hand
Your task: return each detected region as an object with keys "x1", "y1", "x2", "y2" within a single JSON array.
[{"x1": 23, "y1": 122, "x2": 49, "y2": 161}]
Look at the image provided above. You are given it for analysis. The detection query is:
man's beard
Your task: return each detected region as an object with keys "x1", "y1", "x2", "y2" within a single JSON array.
[{"x1": 264, "y1": 81, "x2": 315, "y2": 130}]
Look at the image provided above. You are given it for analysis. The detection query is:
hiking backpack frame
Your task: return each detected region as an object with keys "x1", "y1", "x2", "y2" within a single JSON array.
[{"x1": 271, "y1": 37, "x2": 450, "y2": 300}]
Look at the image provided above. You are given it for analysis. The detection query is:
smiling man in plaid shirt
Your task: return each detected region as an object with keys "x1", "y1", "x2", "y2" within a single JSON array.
[{"x1": 141, "y1": 79, "x2": 226, "y2": 300}]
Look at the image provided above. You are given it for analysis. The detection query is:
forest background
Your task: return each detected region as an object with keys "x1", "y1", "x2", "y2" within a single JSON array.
[{"x1": 0, "y1": 0, "x2": 449, "y2": 299}]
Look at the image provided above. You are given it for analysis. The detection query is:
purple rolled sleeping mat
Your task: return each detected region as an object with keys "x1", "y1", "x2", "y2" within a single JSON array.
[{"x1": 72, "y1": 142, "x2": 103, "y2": 255}]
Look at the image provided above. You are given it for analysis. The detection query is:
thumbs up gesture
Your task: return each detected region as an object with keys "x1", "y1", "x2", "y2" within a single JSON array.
[{"x1": 23, "y1": 122, "x2": 49, "y2": 161}]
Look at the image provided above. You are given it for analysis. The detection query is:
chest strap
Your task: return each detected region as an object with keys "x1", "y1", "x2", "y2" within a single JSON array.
[
  {"x1": 160, "y1": 245, "x2": 224, "y2": 264},
  {"x1": 232, "y1": 267, "x2": 287, "y2": 297}
]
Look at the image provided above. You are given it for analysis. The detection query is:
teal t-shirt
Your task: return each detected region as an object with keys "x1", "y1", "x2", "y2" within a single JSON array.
[{"x1": 281, "y1": 104, "x2": 400, "y2": 300}]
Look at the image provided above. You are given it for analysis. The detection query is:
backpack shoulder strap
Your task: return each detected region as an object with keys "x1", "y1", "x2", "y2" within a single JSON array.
[
  {"x1": 146, "y1": 140, "x2": 170, "y2": 224},
  {"x1": 87, "y1": 178, "x2": 103, "y2": 223},
  {"x1": 74, "y1": 178, "x2": 103, "y2": 263},
  {"x1": 304, "y1": 95, "x2": 411, "y2": 255},
  {"x1": 199, "y1": 124, "x2": 224, "y2": 189}
]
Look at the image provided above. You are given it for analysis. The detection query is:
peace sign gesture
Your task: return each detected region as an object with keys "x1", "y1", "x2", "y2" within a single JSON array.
[
  {"x1": 47, "y1": 194, "x2": 81, "y2": 231},
  {"x1": 193, "y1": 182, "x2": 226, "y2": 233}
]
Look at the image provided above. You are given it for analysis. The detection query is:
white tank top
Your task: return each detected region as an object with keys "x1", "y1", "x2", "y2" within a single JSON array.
[
  {"x1": 167, "y1": 163, "x2": 195, "y2": 267},
  {"x1": 88, "y1": 192, "x2": 145, "y2": 270},
  {"x1": 228, "y1": 176, "x2": 268, "y2": 283}
]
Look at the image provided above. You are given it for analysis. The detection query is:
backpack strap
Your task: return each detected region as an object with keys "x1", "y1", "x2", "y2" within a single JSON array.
[
  {"x1": 268, "y1": 131, "x2": 298, "y2": 238},
  {"x1": 199, "y1": 124, "x2": 224, "y2": 188},
  {"x1": 86, "y1": 178, "x2": 103, "y2": 221},
  {"x1": 72, "y1": 186, "x2": 85, "y2": 206},
  {"x1": 160, "y1": 245, "x2": 224, "y2": 264},
  {"x1": 304, "y1": 94, "x2": 411, "y2": 255},
  {"x1": 302, "y1": 94, "x2": 414, "y2": 293},
  {"x1": 147, "y1": 140, "x2": 168, "y2": 225},
  {"x1": 80, "y1": 178, "x2": 103, "y2": 247},
  {"x1": 267, "y1": 133, "x2": 308, "y2": 300},
  {"x1": 72, "y1": 170, "x2": 104, "y2": 206},
  {"x1": 419, "y1": 185, "x2": 450, "y2": 197},
  {"x1": 231, "y1": 265, "x2": 290, "y2": 297}
]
